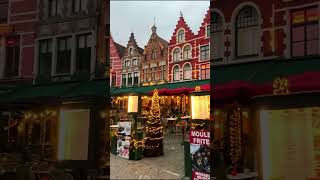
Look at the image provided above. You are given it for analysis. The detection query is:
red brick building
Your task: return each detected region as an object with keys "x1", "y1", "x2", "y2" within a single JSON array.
[
  {"x1": 141, "y1": 25, "x2": 168, "y2": 86},
  {"x1": 168, "y1": 10, "x2": 210, "y2": 83},
  {"x1": 0, "y1": 0, "x2": 37, "y2": 83},
  {"x1": 212, "y1": 1, "x2": 320, "y2": 179},
  {"x1": 110, "y1": 36, "x2": 125, "y2": 87}
]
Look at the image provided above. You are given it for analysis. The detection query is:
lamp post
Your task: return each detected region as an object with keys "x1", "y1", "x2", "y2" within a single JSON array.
[
  {"x1": 127, "y1": 95, "x2": 139, "y2": 135},
  {"x1": 127, "y1": 94, "x2": 142, "y2": 160}
]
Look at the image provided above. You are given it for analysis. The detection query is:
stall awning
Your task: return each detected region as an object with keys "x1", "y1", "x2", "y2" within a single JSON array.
[
  {"x1": 111, "y1": 79, "x2": 210, "y2": 96},
  {"x1": 0, "y1": 79, "x2": 108, "y2": 104},
  {"x1": 214, "y1": 58, "x2": 320, "y2": 99}
]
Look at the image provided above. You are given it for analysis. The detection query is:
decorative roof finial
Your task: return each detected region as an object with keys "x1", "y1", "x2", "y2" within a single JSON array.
[
  {"x1": 180, "y1": 11, "x2": 183, "y2": 17},
  {"x1": 154, "y1": 16, "x2": 156, "y2": 26}
]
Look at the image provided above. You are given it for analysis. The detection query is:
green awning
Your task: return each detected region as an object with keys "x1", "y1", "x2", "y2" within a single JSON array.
[
  {"x1": 0, "y1": 79, "x2": 108, "y2": 104},
  {"x1": 111, "y1": 79, "x2": 210, "y2": 96},
  {"x1": 213, "y1": 58, "x2": 320, "y2": 85},
  {"x1": 62, "y1": 79, "x2": 108, "y2": 98}
]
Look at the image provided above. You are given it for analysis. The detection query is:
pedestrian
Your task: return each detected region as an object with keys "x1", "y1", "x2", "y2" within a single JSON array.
[
  {"x1": 48, "y1": 162, "x2": 74, "y2": 180},
  {"x1": 16, "y1": 151, "x2": 35, "y2": 180}
]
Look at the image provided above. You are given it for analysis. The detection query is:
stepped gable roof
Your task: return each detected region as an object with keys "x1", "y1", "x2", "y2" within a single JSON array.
[
  {"x1": 169, "y1": 12, "x2": 195, "y2": 45},
  {"x1": 196, "y1": 8, "x2": 210, "y2": 37}
]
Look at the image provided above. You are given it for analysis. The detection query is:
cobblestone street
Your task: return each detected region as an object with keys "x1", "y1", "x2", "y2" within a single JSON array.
[{"x1": 111, "y1": 131, "x2": 186, "y2": 179}]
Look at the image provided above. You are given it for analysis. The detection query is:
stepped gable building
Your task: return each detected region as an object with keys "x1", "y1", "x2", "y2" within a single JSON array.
[
  {"x1": 168, "y1": 10, "x2": 210, "y2": 83},
  {"x1": 195, "y1": 9, "x2": 210, "y2": 81},
  {"x1": 110, "y1": 36, "x2": 125, "y2": 87},
  {"x1": 121, "y1": 33, "x2": 144, "y2": 87},
  {"x1": 141, "y1": 25, "x2": 169, "y2": 86}
]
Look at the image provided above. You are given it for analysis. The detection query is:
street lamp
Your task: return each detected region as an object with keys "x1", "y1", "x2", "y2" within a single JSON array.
[{"x1": 127, "y1": 94, "x2": 143, "y2": 160}]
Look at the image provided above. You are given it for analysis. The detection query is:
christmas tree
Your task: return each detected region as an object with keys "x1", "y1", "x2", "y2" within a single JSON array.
[{"x1": 143, "y1": 89, "x2": 164, "y2": 157}]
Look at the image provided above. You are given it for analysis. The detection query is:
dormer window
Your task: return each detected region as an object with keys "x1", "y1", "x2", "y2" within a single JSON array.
[{"x1": 177, "y1": 29, "x2": 185, "y2": 43}]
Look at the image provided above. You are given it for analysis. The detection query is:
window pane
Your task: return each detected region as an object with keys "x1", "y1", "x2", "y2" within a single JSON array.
[
  {"x1": 40, "y1": 41, "x2": 47, "y2": 53},
  {"x1": 306, "y1": 24, "x2": 318, "y2": 40},
  {"x1": 306, "y1": 7, "x2": 318, "y2": 22},
  {"x1": 47, "y1": 40, "x2": 52, "y2": 52},
  {"x1": 67, "y1": 37, "x2": 72, "y2": 50},
  {"x1": 213, "y1": 32, "x2": 223, "y2": 60},
  {"x1": 59, "y1": 39, "x2": 65, "y2": 51},
  {"x1": 74, "y1": 0, "x2": 80, "y2": 12},
  {"x1": 292, "y1": 42, "x2": 305, "y2": 57},
  {"x1": 292, "y1": 26, "x2": 305, "y2": 42},
  {"x1": 307, "y1": 40, "x2": 318, "y2": 55},
  {"x1": 78, "y1": 36, "x2": 85, "y2": 48}
]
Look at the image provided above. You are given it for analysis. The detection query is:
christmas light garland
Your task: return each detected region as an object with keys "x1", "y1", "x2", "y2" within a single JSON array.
[
  {"x1": 143, "y1": 89, "x2": 164, "y2": 157},
  {"x1": 229, "y1": 106, "x2": 242, "y2": 170}
]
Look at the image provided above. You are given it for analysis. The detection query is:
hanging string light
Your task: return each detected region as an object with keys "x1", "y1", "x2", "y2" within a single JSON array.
[{"x1": 229, "y1": 105, "x2": 242, "y2": 172}]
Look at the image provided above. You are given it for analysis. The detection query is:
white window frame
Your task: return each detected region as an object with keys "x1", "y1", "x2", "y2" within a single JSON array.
[
  {"x1": 199, "y1": 44, "x2": 210, "y2": 61},
  {"x1": 173, "y1": 65, "x2": 180, "y2": 82},
  {"x1": 183, "y1": 44, "x2": 192, "y2": 60},
  {"x1": 183, "y1": 63, "x2": 192, "y2": 80},
  {"x1": 173, "y1": 48, "x2": 181, "y2": 62}
]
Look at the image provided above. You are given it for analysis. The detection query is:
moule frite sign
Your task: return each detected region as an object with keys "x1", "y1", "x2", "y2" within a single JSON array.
[{"x1": 190, "y1": 130, "x2": 210, "y2": 180}]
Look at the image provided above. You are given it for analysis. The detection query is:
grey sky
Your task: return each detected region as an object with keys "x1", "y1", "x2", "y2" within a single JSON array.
[{"x1": 110, "y1": 1, "x2": 210, "y2": 48}]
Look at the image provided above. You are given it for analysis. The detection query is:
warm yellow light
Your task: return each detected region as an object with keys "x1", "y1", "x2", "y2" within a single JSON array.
[
  {"x1": 128, "y1": 96, "x2": 138, "y2": 113},
  {"x1": 58, "y1": 109, "x2": 90, "y2": 160},
  {"x1": 191, "y1": 95, "x2": 210, "y2": 120}
]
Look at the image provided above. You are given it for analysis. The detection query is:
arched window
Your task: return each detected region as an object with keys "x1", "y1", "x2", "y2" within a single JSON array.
[
  {"x1": 177, "y1": 29, "x2": 185, "y2": 43},
  {"x1": 183, "y1": 63, "x2": 192, "y2": 80},
  {"x1": 173, "y1": 66, "x2": 180, "y2": 81},
  {"x1": 212, "y1": 12, "x2": 224, "y2": 61},
  {"x1": 183, "y1": 45, "x2": 192, "y2": 60},
  {"x1": 235, "y1": 6, "x2": 259, "y2": 57},
  {"x1": 129, "y1": 47, "x2": 133, "y2": 55},
  {"x1": 173, "y1": 48, "x2": 180, "y2": 62}
]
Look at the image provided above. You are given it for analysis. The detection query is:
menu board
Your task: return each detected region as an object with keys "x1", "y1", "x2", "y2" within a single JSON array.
[
  {"x1": 117, "y1": 121, "x2": 132, "y2": 159},
  {"x1": 190, "y1": 130, "x2": 210, "y2": 180}
]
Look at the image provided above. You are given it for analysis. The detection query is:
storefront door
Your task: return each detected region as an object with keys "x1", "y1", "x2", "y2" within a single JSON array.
[{"x1": 259, "y1": 107, "x2": 320, "y2": 180}]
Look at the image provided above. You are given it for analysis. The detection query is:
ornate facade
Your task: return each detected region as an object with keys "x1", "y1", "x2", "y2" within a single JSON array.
[
  {"x1": 121, "y1": 33, "x2": 143, "y2": 87},
  {"x1": 168, "y1": 10, "x2": 210, "y2": 83},
  {"x1": 141, "y1": 25, "x2": 168, "y2": 86}
]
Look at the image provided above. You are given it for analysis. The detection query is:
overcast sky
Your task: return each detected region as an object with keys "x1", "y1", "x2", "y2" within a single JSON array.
[{"x1": 110, "y1": 1, "x2": 210, "y2": 48}]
